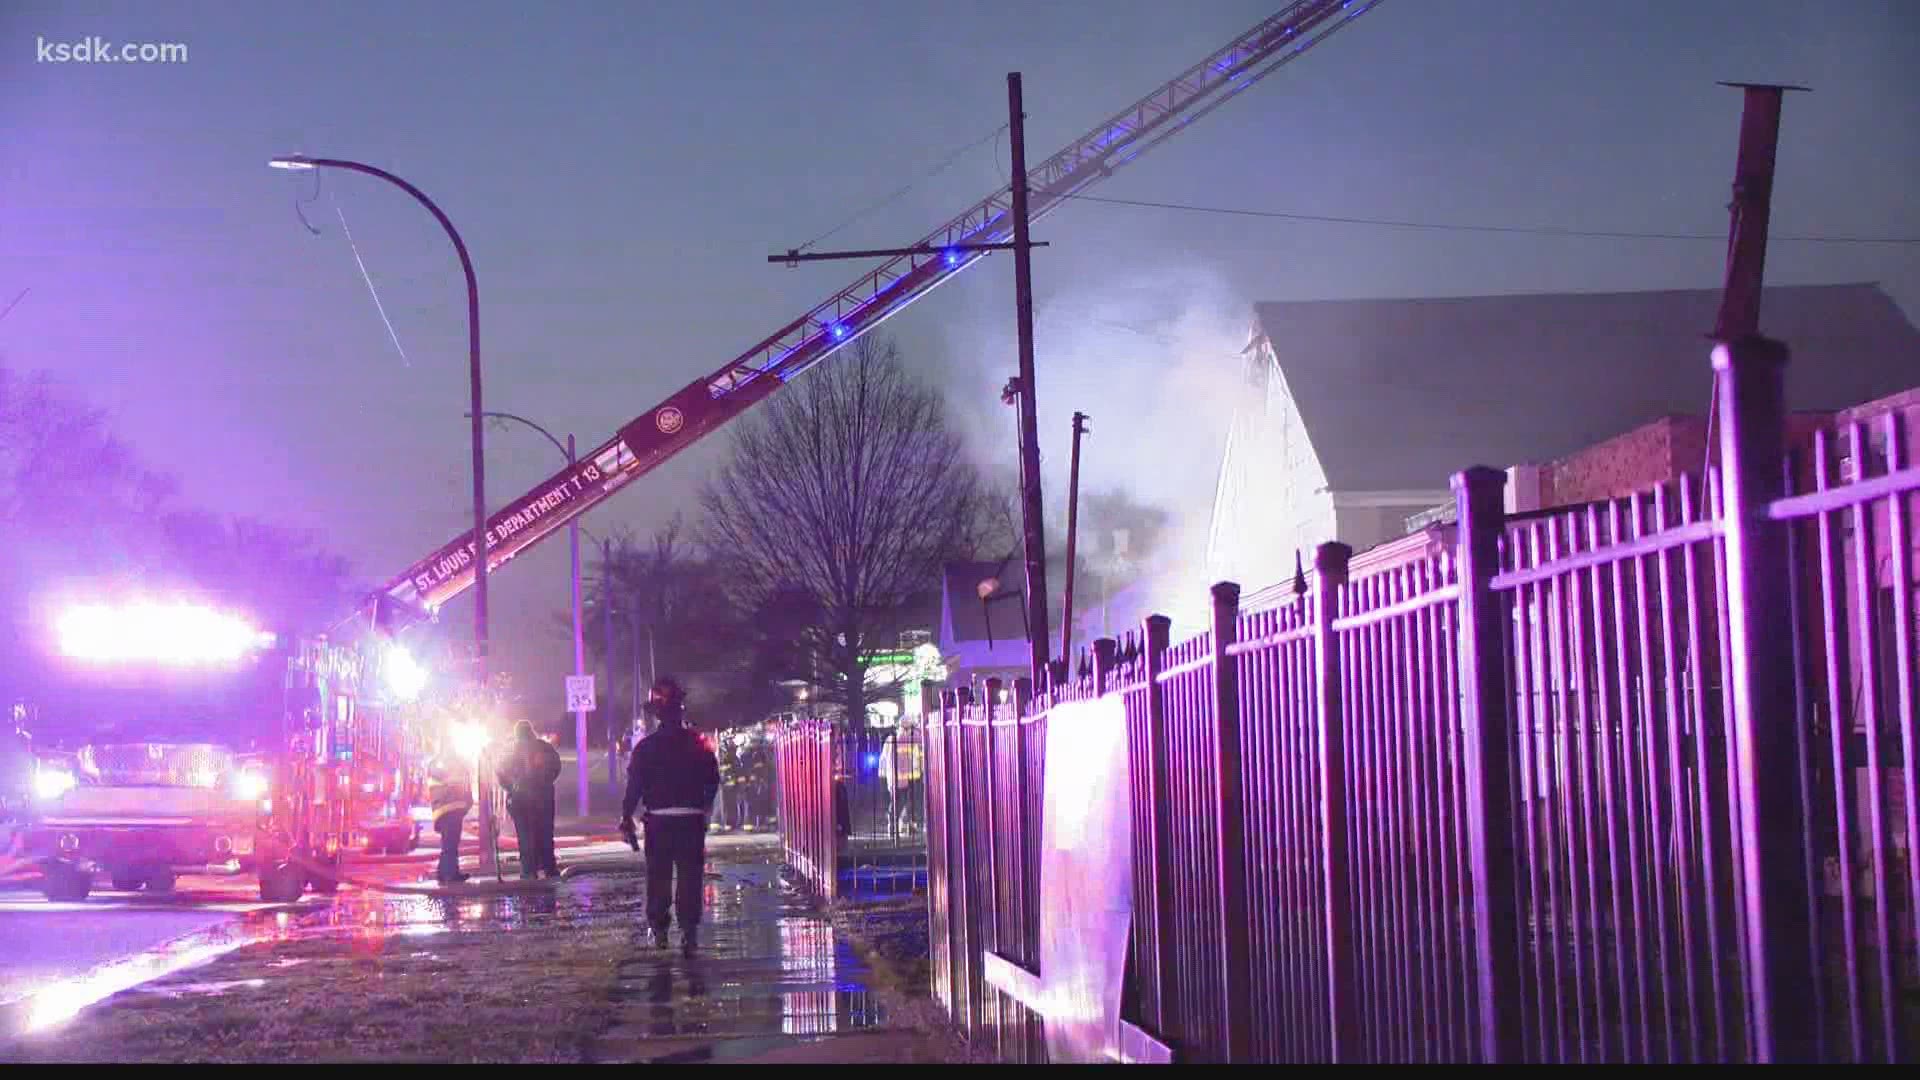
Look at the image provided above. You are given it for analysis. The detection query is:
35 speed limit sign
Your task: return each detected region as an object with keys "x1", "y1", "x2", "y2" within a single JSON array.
[{"x1": 566, "y1": 675, "x2": 597, "y2": 712}]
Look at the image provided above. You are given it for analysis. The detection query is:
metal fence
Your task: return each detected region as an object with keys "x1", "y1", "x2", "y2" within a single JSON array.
[
  {"x1": 928, "y1": 674, "x2": 1050, "y2": 1062},
  {"x1": 1779, "y1": 417, "x2": 1919, "y2": 1063},
  {"x1": 837, "y1": 725, "x2": 928, "y2": 841},
  {"x1": 918, "y1": 338, "x2": 1918, "y2": 1063},
  {"x1": 773, "y1": 715, "x2": 836, "y2": 901}
]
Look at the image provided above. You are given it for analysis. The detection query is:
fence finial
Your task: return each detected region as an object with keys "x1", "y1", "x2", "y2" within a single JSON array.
[{"x1": 1292, "y1": 550, "x2": 1308, "y2": 596}]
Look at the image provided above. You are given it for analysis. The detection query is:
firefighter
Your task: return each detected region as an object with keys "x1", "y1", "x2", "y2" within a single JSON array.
[
  {"x1": 2, "y1": 705, "x2": 32, "y2": 857},
  {"x1": 2, "y1": 706, "x2": 30, "y2": 808},
  {"x1": 833, "y1": 771, "x2": 852, "y2": 847},
  {"x1": 620, "y1": 677, "x2": 720, "y2": 954},
  {"x1": 497, "y1": 721, "x2": 563, "y2": 880},
  {"x1": 427, "y1": 758, "x2": 472, "y2": 885}
]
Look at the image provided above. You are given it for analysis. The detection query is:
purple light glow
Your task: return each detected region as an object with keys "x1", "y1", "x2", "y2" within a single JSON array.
[{"x1": 55, "y1": 601, "x2": 272, "y2": 666}]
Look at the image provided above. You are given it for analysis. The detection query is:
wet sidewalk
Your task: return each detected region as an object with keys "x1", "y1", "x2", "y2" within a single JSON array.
[
  {"x1": 2, "y1": 847, "x2": 952, "y2": 1063},
  {"x1": 589, "y1": 860, "x2": 905, "y2": 1063}
]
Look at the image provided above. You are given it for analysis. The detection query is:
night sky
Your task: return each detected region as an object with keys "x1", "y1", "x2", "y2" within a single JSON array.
[{"x1": 3, "y1": 1, "x2": 1915, "y2": 715}]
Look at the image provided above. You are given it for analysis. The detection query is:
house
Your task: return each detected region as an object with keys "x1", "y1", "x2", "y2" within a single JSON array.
[
  {"x1": 1209, "y1": 283, "x2": 1920, "y2": 595},
  {"x1": 934, "y1": 559, "x2": 1038, "y2": 693}
]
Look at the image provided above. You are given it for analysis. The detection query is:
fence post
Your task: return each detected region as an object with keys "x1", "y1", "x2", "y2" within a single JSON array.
[
  {"x1": 1140, "y1": 614, "x2": 1178, "y2": 1038},
  {"x1": 1209, "y1": 581, "x2": 1252, "y2": 1062},
  {"x1": 983, "y1": 676, "x2": 1005, "y2": 1055},
  {"x1": 1311, "y1": 542, "x2": 1359, "y2": 1062},
  {"x1": 941, "y1": 687, "x2": 965, "y2": 1023},
  {"x1": 1012, "y1": 674, "x2": 1039, "y2": 1056},
  {"x1": 956, "y1": 684, "x2": 984, "y2": 1034},
  {"x1": 1452, "y1": 466, "x2": 1523, "y2": 1064},
  {"x1": 1711, "y1": 337, "x2": 1815, "y2": 1063},
  {"x1": 1093, "y1": 637, "x2": 1117, "y2": 691},
  {"x1": 822, "y1": 718, "x2": 837, "y2": 902}
]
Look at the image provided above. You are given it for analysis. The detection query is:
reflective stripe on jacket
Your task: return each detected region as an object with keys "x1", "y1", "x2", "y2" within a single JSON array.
[{"x1": 430, "y1": 776, "x2": 471, "y2": 820}]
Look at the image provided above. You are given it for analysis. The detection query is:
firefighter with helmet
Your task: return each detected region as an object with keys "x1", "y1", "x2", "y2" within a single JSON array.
[{"x1": 620, "y1": 676, "x2": 720, "y2": 954}]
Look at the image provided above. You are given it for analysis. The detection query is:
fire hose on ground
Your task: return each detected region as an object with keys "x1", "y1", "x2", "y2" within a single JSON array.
[{"x1": 281, "y1": 822, "x2": 645, "y2": 898}]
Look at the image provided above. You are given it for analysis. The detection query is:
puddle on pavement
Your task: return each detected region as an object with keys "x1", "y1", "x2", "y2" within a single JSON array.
[{"x1": 591, "y1": 863, "x2": 900, "y2": 1060}]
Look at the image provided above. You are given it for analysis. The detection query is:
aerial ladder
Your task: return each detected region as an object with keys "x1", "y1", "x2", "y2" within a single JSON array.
[{"x1": 369, "y1": 0, "x2": 1387, "y2": 632}]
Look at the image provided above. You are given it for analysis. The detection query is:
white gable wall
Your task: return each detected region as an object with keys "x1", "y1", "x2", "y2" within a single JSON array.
[{"x1": 1208, "y1": 338, "x2": 1337, "y2": 592}]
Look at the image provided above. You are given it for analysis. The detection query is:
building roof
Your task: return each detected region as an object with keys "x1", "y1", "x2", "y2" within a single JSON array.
[{"x1": 1252, "y1": 284, "x2": 1920, "y2": 493}]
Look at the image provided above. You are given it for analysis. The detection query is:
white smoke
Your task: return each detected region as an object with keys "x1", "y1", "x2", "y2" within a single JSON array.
[{"x1": 940, "y1": 260, "x2": 1254, "y2": 634}]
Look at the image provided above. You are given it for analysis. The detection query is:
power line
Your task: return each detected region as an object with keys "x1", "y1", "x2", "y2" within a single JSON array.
[
  {"x1": 1061, "y1": 192, "x2": 1920, "y2": 245},
  {"x1": 795, "y1": 123, "x2": 1009, "y2": 254},
  {"x1": 332, "y1": 197, "x2": 412, "y2": 368}
]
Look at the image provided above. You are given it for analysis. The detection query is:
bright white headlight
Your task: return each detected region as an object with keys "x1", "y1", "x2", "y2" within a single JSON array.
[
  {"x1": 232, "y1": 768, "x2": 270, "y2": 801},
  {"x1": 33, "y1": 765, "x2": 76, "y2": 801}
]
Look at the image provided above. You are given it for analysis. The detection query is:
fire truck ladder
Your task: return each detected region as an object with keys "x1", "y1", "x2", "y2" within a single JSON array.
[{"x1": 373, "y1": 0, "x2": 1387, "y2": 628}]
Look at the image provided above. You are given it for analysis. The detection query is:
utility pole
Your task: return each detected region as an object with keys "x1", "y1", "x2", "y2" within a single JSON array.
[
  {"x1": 1710, "y1": 79, "x2": 1817, "y2": 1064},
  {"x1": 631, "y1": 609, "x2": 643, "y2": 736},
  {"x1": 757, "y1": 73, "x2": 1052, "y2": 686},
  {"x1": 1059, "y1": 411, "x2": 1089, "y2": 666},
  {"x1": 1007, "y1": 71, "x2": 1050, "y2": 690},
  {"x1": 1714, "y1": 83, "x2": 1807, "y2": 340}
]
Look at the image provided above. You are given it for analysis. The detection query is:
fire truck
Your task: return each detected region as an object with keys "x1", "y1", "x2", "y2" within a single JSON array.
[{"x1": 11, "y1": 598, "x2": 428, "y2": 903}]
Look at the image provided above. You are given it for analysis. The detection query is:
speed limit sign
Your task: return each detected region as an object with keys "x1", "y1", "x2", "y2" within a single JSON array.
[{"x1": 566, "y1": 675, "x2": 597, "y2": 712}]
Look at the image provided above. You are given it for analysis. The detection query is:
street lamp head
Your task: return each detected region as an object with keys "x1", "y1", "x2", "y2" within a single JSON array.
[{"x1": 268, "y1": 156, "x2": 316, "y2": 171}]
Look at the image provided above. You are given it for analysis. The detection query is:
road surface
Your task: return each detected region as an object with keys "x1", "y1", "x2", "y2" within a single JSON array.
[{"x1": 0, "y1": 871, "x2": 294, "y2": 1010}]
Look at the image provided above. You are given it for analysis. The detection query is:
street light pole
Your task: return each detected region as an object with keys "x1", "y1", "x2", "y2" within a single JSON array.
[
  {"x1": 582, "y1": 529, "x2": 618, "y2": 794},
  {"x1": 464, "y1": 410, "x2": 591, "y2": 820},
  {"x1": 567, "y1": 435, "x2": 588, "y2": 819},
  {"x1": 272, "y1": 154, "x2": 490, "y2": 685},
  {"x1": 271, "y1": 153, "x2": 493, "y2": 870}
]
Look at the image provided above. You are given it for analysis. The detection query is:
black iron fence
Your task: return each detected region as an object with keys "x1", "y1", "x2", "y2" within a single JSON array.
[{"x1": 820, "y1": 339, "x2": 1917, "y2": 1062}]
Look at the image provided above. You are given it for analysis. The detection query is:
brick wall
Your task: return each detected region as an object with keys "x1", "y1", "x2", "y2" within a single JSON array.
[
  {"x1": 1540, "y1": 415, "x2": 1699, "y2": 508},
  {"x1": 1537, "y1": 410, "x2": 1845, "y2": 511}
]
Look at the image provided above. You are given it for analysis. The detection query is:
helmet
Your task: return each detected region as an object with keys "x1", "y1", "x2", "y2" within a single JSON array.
[
  {"x1": 647, "y1": 677, "x2": 687, "y2": 721},
  {"x1": 652, "y1": 676, "x2": 691, "y2": 711}
]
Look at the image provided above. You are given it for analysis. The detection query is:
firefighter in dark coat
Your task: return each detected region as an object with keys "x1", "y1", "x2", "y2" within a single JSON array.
[
  {"x1": 496, "y1": 721, "x2": 562, "y2": 880},
  {"x1": 620, "y1": 677, "x2": 721, "y2": 954}
]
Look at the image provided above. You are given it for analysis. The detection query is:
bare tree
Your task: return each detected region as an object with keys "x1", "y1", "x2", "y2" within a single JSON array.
[
  {"x1": 579, "y1": 515, "x2": 744, "y2": 727},
  {"x1": 700, "y1": 335, "x2": 986, "y2": 732}
]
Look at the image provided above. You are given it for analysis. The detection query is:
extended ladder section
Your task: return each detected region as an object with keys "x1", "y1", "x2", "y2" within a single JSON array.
[{"x1": 377, "y1": 0, "x2": 1385, "y2": 624}]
